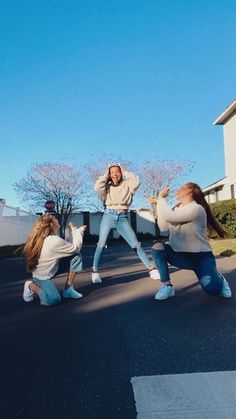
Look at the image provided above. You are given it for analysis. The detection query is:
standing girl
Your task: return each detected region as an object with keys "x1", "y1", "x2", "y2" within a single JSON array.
[
  {"x1": 23, "y1": 214, "x2": 86, "y2": 306},
  {"x1": 91, "y1": 163, "x2": 160, "y2": 283},
  {"x1": 150, "y1": 183, "x2": 232, "y2": 300}
]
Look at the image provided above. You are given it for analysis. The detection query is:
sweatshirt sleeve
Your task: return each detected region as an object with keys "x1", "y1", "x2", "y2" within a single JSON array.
[
  {"x1": 94, "y1": 174, "x2": 108, "y2": 200},
  {"x1": 156, "y1": 205, "x2": 170, "y2": 235},
  {"x1": 51, "y1": 226, "x2": 85, "y2": 257},
  {"x1": 157, "y1": 198, "x2": 201, "y2": 223},
  {"x1": 123, "y1": 171, "x2": 140, "y2": 193}
]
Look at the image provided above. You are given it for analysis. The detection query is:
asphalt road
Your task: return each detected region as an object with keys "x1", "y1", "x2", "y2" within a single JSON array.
[{"x1": 0, "y1": 242, "x2": 235, "y2": 419}]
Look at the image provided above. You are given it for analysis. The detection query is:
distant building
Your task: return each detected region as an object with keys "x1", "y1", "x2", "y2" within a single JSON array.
[{"x1": 203, "y1": 98, "x2": 236, "y2": 203}]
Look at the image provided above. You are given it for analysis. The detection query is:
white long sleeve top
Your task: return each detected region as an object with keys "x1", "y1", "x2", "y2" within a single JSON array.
[
  {"x1": 94, "y1": 171, "x2": 140, "y2": 211},
  {"x1": 157, "y1": 198, "x2": 211, "y2": 252},
  {"x1": 32, "y1": 226, "x2": 85, "y2": 280}
]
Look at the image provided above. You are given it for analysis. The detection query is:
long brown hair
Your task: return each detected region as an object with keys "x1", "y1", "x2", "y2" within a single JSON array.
[
  {"x1": 23, "y1": 214, "x2": 58, "y2": 271},
  {"x1": 186, "y1": 182, "x2": 226, "y2": 238}
]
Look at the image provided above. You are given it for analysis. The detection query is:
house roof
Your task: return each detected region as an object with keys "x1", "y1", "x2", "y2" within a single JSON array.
[
  {"x1": 213, "y1": 98, "x2": 236, "y2": 125},
  {"x1": 202, "y1": 177, "x2": 226, "y2": 193}
]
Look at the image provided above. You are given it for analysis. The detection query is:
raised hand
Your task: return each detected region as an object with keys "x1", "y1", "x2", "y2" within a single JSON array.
[
  {"x1": 158, "y1": 187, "x2": 169, "y2": 198},
  {"x1": 148, "y1": 196, "x2": 158, "y2": 205}
]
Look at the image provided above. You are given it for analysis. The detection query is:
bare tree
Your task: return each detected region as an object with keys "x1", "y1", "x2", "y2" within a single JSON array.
[
  {"x1": 136, "y1": 159, "x2": 194, "y2": 237},
  {"x1": 14, "y1": 162, "x2": 84, "y2": 237}
]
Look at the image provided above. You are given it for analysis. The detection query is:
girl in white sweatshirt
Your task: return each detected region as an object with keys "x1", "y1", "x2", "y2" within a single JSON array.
[
  {"x1": 23, "y1": 214, "x2": 86, "y2": 306},
  {"x1": 91, "y1": 163, "x2": 160, "y2": 283},
  {"x1": 150, "y1": 183, "x2": 232, "y2": 300}
]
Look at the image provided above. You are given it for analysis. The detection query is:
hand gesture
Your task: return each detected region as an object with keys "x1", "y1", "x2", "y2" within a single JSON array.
[
  {"x1": 158, "y1": 187, "x2": 169, "y2": 198},
  {"x1": 149, "y1": 196, "x2": 158, "y2": 205},
  {"x1": 69, "y1": 222, "x2": 77, "y2": 229}
]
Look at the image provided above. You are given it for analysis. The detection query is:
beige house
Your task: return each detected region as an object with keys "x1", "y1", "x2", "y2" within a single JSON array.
[{"x1": 203, "y1": 98, "x2": 236, "y2": 203}]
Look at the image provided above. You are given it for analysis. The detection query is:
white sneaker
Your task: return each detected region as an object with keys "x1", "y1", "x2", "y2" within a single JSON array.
[
  {"x1": 23, "y1": 280, "x2": 34, "y2": 302},
  {"x1": 155, "y1": 284, "x2": 175, "y2": 300},
  {"x1": 92, "y1": 272, "x2": 102, "y2": 284},
  {"x1": 149, "y1": 268, "x2": 160, "y2": 280},
  {"x1": 219, "y1": 274, "x2": 232, "y2": 298}
]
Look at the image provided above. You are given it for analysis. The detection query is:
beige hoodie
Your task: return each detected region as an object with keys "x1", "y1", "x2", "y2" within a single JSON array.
[
  {"x1": 94, "y1": 171, "x2": 140, "y2": 211},
  {"x1": 157, "y1": 198, "x2": 211, "y2": 252},
  {"x1": 32, "y1": 226, "x2": 86, "y2": 279}
]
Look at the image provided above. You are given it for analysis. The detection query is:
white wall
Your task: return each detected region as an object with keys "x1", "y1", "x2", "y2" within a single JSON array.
[
  {"x1": 136, "y1": 210, "x2": 155, "y2": 235},
  {"x1": 224, "y1": 111, "x2": 236, "y2": 183},
  {"x1": 69, "y1": 210, "x2": 156, "y2": 237},
  {"x1": 89, "y1": 212, "x2": 103, "y2": 235},
  {"x1": 69, "y1": 213, "x2": 84, "y2": 227},
  {"x1": 0, "y1": 204, "x2": 37, "y2": 246},
  {"x1": 205, "y1": 183, "x2": 235, "y2": 204}
]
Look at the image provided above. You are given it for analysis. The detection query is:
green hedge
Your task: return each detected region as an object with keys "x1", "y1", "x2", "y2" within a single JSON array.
[{"x1": 210, "y1": 199, "x2": 236, "y2": 238}]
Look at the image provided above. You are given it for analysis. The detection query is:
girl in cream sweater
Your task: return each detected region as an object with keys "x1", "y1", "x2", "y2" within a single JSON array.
[
  {"x1": 150, "y1": 183, "x2": 232, "y2": 300},
  {"x1": 91, "y1": 163, "x2": 160, "y2": 283},
  {"x1": 23, "y1": 214, "x2": 86, "y2": 306}
]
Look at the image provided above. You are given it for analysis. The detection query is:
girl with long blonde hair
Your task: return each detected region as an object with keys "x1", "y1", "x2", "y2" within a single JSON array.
[{"x1": 23, "y1": 214, "x2": 86, "y2": 306}]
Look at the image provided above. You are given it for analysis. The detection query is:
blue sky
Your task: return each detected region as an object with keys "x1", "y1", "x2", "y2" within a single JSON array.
[{"x1": 0, "y1": 0, "x2": 236, "y2": 209}]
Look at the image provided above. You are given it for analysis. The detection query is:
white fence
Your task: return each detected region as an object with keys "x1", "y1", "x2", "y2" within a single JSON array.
[
  {"x1": 0, "y1": 204, "x2": 157, "y2": 247},
  {"x1": 0, "y1": 203, "x2": 37, "y2": 246},
  {"x1": 70, "y1": 209, "x2": 156, "y2": 237}
]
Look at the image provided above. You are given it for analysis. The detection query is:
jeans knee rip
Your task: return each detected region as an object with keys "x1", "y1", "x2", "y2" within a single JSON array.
[
  {"x1": 199, "y1": 275, "x2": 211, "y2": 287},
  {"x1": 152, "y1": 243, "x2": 165, "y2": 250}
]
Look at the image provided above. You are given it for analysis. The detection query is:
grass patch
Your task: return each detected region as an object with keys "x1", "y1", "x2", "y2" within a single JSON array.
[
  {"x1": 210, "y1": 238, "x2": 236, "y2": 256},
  {"x1": 0, "y1": 244, "x2": 24, "y2": 258}
]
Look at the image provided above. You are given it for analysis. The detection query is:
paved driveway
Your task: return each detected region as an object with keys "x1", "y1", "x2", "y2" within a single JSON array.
[{"x1": 0, "y1": 242, "x2": 235, "y2": 419}]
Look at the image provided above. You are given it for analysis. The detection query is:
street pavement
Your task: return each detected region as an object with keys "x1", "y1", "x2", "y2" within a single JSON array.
[{"x1": 0, "y1": 241, "x2": 236, "y2": 419}]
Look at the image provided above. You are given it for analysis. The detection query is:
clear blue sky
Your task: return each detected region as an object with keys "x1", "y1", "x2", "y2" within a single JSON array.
[{"x1": 1, "y1": 0, "x2": 236, "y2": 209}]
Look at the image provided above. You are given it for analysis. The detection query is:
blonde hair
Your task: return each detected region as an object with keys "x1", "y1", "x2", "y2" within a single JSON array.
[{"x1": 23, "y1": 214, "x2": 58, "y2": 271}]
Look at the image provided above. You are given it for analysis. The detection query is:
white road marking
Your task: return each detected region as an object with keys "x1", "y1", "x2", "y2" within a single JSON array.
[{"x1": 131, "y1": 371, "x2": 236, "y2": 418}]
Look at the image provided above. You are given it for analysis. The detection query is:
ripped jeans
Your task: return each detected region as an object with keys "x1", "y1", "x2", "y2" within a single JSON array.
[
  {"x1": 92, "y1": 209, "x2": 153, "y2": 271},
  {"x1": 152, "y1": 244, "x2": 223, "y2": 295}
]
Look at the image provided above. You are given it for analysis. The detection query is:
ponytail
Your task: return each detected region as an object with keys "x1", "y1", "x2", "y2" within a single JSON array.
[{"x1": 187, "y1": 182, "x2": 227, "y2": 238}]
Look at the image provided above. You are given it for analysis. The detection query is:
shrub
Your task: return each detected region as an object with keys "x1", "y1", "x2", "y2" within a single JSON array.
[{"x1": 210, "y1": 199, "x2": 236, "y2": 238}]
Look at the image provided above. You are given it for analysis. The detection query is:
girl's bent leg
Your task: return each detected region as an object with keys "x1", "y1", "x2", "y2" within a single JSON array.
[
  {"x1": 151, "y1": 244, "x2": 171, "y2": 283},
  {"x1": 60, "y1": 254, "x2": 84, "y2": 298},
  {"x1": 152, "y1": 244, "x2": 194, "y2": 300},
  {"x1": 194, "y1": 252, "x2": 226, "y2": 296},
  {"x1": 33, "y1": 278, "x2": 61, "y2": 306},
  {"x1": 152, "y1": 244, "x2": 175, "y2": 300}
]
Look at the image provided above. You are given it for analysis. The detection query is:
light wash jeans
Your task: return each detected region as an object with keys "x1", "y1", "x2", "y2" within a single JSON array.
[
  {"x1": 33, "y1": 253, "x2": 83, "y2": 306},
  {"x1": 93, "y1": 209, "x2": 153, "y2": 271},
  {"x1": 151, "y1": 244, "x2": 223, "y2": 295}
]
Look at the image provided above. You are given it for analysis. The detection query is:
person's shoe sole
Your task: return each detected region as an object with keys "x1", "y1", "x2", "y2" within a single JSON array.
[{"x1": 23, "y1": 281, "x2": 34, "y2": 302}]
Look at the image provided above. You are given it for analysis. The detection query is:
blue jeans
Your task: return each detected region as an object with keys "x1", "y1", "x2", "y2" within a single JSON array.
[
  {"x1": 33, "y1": 253, "x2": 83, "y2": 306},
  {"x1": 92, "y1": 209, "x2": 153, "y2": 270},
  {"x1": 151, "y1": 244, "x2": 223, "y2": 295}
]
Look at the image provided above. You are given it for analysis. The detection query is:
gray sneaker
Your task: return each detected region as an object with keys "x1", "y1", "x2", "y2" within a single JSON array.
[
  {"x1": 155, "y1": 284, "x2": 175, "y2": 300},
  {"x1": 219, "y1": 274, "x2": 232, "y2": 298},
  {"x1": 62, "y1": 286, "x2": 83, "y2": 299},
  {"x1": 92, "y1": 272, "x2": 102, "y2": 284}
]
